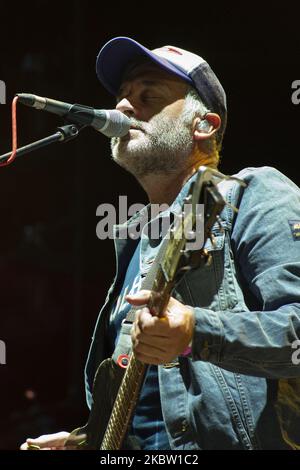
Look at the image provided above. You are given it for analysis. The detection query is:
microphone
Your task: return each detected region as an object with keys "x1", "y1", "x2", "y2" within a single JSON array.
[{"x1": 15, "y1": 93, "x2": 131, "y2": 138}]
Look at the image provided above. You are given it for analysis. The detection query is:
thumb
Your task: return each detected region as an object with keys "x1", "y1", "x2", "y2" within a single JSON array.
[
  {"x1": 126, "y1": 289, "x2": 151, "y2": 306},
  {"x1": 26, "y1": 431, "x2": 69, "y2": 448}
]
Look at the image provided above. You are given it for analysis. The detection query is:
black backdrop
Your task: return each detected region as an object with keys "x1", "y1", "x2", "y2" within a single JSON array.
[{"x1": 0, "y1": 1, "x2": 299, "y2": 449}]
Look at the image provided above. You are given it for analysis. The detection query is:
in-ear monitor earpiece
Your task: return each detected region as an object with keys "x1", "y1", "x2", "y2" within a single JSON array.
[{"x1": 197, "y1": 120, "x2": 212, "y2": 133}]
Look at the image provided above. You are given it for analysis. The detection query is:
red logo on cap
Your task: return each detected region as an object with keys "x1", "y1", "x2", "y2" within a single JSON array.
[{"x1": 160, "y1": 47, "x2": 183, "y2": 55}]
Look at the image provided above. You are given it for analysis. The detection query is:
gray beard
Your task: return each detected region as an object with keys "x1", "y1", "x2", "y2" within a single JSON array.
[{"x1": 110, "y1": 112, "x2": 194, "y2": 178}]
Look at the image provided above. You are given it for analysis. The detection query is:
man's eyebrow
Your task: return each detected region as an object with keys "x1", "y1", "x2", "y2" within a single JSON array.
[
  {"x1": 139, "y1": 79, "x2": 162, "y2": 87},
  {"x1": 117, "y1": 79, "x2": 166, "y2": 98}
]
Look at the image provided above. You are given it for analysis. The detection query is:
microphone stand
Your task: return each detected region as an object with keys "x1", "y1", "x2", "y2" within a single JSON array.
[{"x1": 0, "y1": 123, "x2": 84, "y2": 164}]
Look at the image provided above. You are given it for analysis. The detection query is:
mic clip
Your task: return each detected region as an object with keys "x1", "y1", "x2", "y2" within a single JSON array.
[{"x1": 57, "y1": 122, "x2": 86, "y2": 142}]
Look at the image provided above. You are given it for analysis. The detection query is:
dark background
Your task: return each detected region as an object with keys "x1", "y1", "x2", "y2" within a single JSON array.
[{"x1": 0, "y1": 1, "x2": 299, "y2": 449}]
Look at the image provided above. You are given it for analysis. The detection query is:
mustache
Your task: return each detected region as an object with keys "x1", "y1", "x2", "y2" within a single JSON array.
[
  {"x1": 129, "y1": 117, "x2": 146, "y2": 132},
  {"x1": 110, "y1": 117, "x2": 146, "y2": 144}
]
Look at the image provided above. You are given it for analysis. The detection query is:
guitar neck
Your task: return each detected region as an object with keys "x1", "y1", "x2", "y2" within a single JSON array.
[{"x1": 101, "y1": 238, "x2": 177, "y2": 450}]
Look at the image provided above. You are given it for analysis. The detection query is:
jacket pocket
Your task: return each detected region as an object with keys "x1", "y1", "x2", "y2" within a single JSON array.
[{"x1": 175, "y1": 232, "x2": 226, "y2": 311}]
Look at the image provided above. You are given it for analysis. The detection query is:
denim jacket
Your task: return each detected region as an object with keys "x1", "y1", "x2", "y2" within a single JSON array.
[{"x1": 85, "y1": 166, "x2": 300, "y2": 450}]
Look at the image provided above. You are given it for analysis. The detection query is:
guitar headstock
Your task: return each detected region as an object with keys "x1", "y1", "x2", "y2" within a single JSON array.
[{"x1": 160, "y1": 166, "x2": 246, "y2": 283}]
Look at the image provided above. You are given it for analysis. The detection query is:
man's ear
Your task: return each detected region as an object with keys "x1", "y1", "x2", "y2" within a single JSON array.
[{"x1": 193, "y1": 113, "x2": 221, "y2": 141}]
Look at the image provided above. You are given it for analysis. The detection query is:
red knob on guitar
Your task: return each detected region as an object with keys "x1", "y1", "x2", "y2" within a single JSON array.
[{"x1": 117, "y1": 354, "x2": 129, "y2": 369}]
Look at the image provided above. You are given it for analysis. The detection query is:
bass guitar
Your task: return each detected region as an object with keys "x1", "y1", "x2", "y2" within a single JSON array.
[{"x1": 66, "y1": 166, "x2": 241, "y2": 450}]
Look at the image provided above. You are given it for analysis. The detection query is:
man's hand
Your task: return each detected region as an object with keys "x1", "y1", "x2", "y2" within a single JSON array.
[
  {"x1": 127, "y1": 290, "x2": 195, "y2": 365},
  {"x1": 20, "y1": 431, "x2": 70, "y2": 450}
]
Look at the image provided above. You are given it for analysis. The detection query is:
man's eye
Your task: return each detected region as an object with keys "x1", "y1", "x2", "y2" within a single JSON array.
[{"x1": 142, "y1": 95, "x2": 159, "y2": 102}]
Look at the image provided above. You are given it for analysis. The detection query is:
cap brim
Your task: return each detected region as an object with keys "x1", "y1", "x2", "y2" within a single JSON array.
[{"x1": 96, "y1": 36, "x2": 193, "y2": 96}]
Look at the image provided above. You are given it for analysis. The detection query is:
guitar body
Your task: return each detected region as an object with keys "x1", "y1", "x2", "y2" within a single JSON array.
[{"x1": 68, "y1": 358, "x2": 125, "y2": 449}]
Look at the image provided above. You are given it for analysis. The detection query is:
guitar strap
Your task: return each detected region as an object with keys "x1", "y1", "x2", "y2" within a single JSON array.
[
  {"x1": 111, "y1": 231, "x2": 170, "y2": 367},
  {"x1": 111, "y1": 266, "x2": 163, "y2": 366},
  {"x1": 111, "y1": 321, "x2": 133, "y2": 367}
]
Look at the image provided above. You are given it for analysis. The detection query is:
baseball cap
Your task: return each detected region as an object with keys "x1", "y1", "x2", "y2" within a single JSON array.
[{"x1": 96, "y1": 36, "x2": 227, "y2": 146}]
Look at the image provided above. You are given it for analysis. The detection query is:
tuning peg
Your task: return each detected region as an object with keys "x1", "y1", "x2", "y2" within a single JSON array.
[
  {"x1": 185, "y1": 230, "x2": 196, "y2": 241},
  {"x1": 209, "y1": 233, "x2": 216, "y2": 247},
  {"x1": 202, "y1": 248, "x2": 212, "y2": 267},
  {"x1": 184, "y1": 194, "x2": 192, "y2": 204}
]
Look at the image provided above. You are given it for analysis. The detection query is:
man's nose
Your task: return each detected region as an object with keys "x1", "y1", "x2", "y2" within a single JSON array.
[{"x1": 116, "y1": 98, "x2": 135, "y2": 117}]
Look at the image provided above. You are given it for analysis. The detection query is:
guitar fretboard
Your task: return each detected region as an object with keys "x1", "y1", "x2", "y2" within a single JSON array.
[{"x1": 100, "y1": 237, "x2": 170, "y2": 450}]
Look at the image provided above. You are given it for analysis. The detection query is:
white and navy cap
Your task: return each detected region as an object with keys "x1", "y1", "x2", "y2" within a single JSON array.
[{"x1": 96, "y1": 36, "x2": 227, "y2": 146}]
